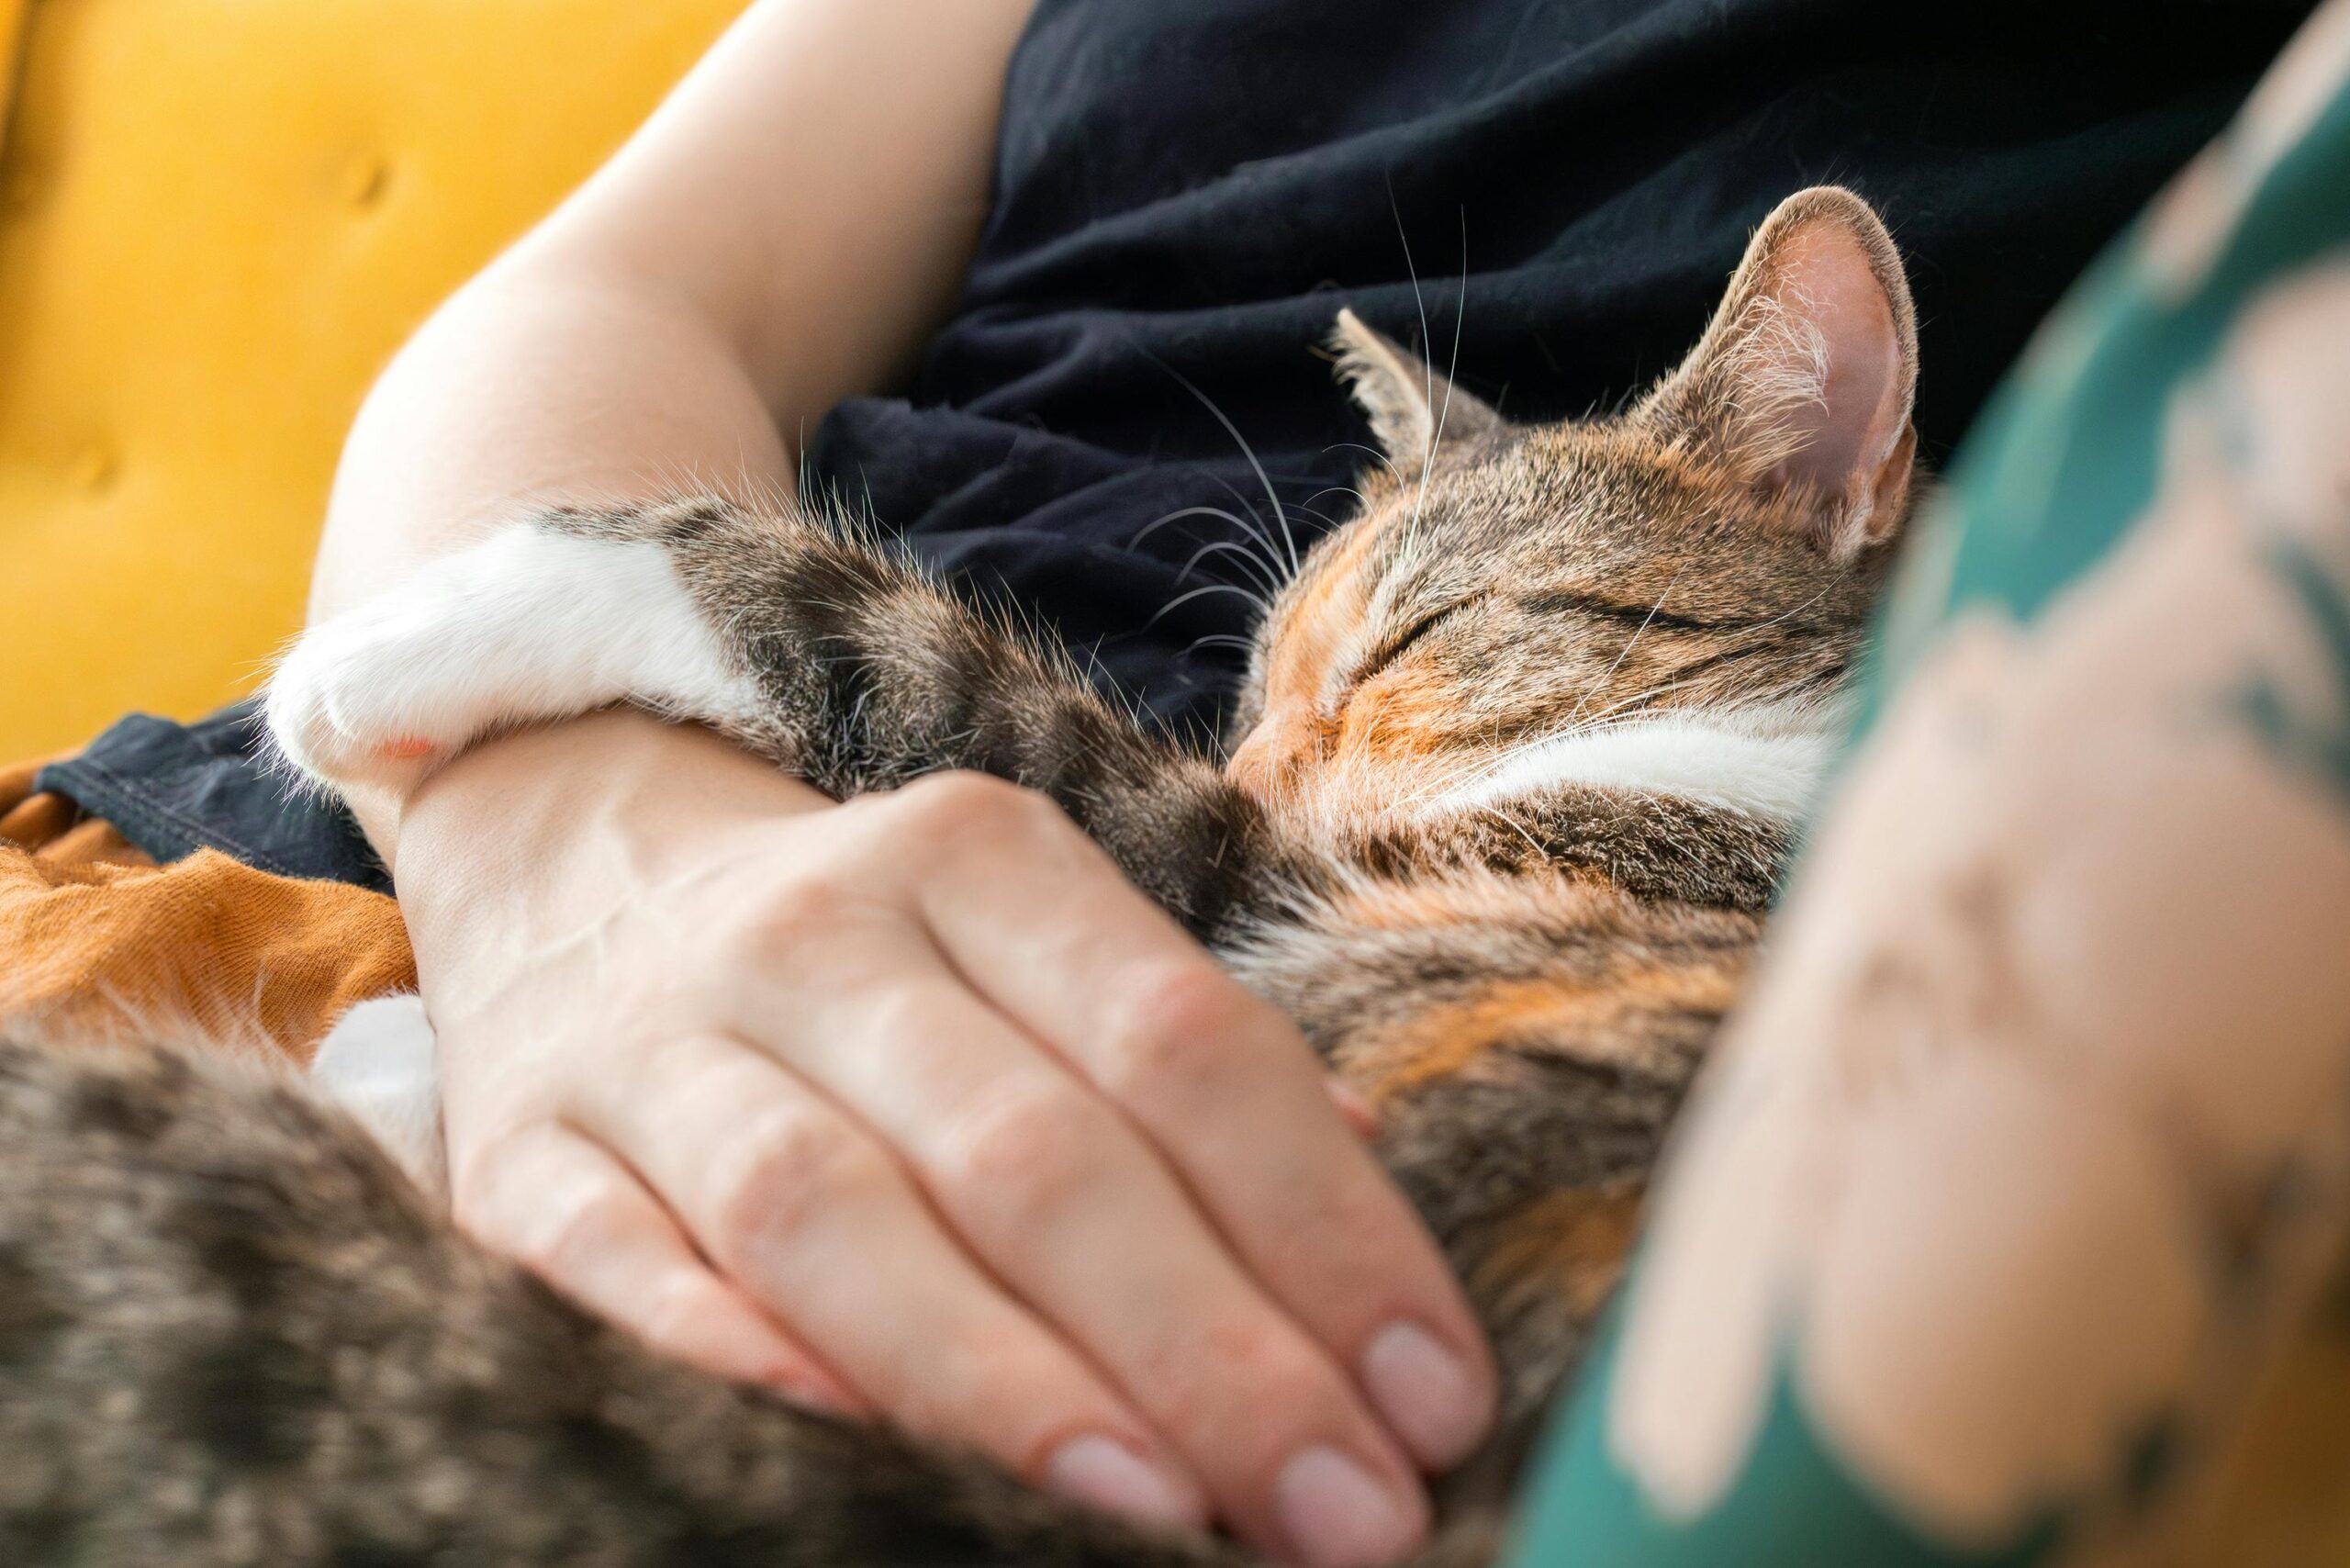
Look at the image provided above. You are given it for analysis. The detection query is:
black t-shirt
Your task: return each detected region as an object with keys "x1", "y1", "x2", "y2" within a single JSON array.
[{"x1": 44, "y1": 0, "x2": 2317, "y2": 884}]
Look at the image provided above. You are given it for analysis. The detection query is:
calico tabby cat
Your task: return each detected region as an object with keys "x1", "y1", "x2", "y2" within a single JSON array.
[{"x1": 0, "y1": 186, "x2": 1919, "y2": 1565}]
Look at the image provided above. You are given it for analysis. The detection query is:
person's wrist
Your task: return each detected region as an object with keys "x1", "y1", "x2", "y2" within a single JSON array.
[{"x1": 389, "y1": 709, "x2": 828, "y2": 977}]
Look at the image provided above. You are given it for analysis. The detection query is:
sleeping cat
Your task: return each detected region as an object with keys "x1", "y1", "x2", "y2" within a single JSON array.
[{"x1": 0, "y1": 186, "x2": 1918, "y2": 1565}]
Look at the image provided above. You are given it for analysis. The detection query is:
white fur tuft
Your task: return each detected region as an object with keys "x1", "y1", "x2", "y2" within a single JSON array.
[
  {"x1": 310, "y1": 994, "x2": 448, "y2": 1205},
  {"x1": 1440, "y1": 700, "x2": 1844, "y2": 823}
]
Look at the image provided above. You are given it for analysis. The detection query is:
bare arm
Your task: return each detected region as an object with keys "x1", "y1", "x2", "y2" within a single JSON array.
[{"x1": 307, "y1": 6, "x2": 1492, "y2": 1563}]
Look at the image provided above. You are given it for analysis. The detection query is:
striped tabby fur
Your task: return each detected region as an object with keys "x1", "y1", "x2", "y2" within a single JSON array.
[{"x1": 0, "y1": 187, "x2": 1919, "y2": 1564}]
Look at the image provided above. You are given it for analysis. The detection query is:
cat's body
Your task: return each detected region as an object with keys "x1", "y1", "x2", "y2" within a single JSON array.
[{"x1": 0, "y1": 188, "x2": 1919, "y2": 1564}]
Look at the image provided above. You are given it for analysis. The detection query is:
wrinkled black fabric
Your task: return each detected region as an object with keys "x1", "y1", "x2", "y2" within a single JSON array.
[
  {"x1": 36, "y1": 702, "x2": 390, "y2": 890},
  {"x1": 50, "y1": 0, "x2": 2314, "y2": 879}
]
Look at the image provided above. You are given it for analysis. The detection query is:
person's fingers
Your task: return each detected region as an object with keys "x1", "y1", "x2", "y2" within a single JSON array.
[
  {"x1": 747, "y1": 959, "x2": 1431, "y2": 1566},
  {"x1": 449, "y1": 1118, "x2": 852, "y2": 1409},
  {"x1": 1326, "y1": 1077, "x2": 1381, "y2": 1139},
  {"x1": 578, "y1": 1035, "x2": 1211, "y2": 1534},
  {"x1": 867, "y1": 774, "x2": 1497, "y2": 1474}
]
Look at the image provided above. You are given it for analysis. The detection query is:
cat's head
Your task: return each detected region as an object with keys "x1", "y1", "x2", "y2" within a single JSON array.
[{"x1": 1225, "y1": 186, "x2": 1919, "y2": 818}]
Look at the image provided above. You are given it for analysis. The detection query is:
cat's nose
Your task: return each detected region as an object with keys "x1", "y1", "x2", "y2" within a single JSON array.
[{"x1": 1226, "y1": 714, "x2": 1320, "y2": 798}]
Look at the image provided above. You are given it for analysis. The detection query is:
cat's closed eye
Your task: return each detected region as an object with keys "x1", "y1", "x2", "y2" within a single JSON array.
[{"x1": 1355, "y1": 599, "x2": 1475, "y2": 681}]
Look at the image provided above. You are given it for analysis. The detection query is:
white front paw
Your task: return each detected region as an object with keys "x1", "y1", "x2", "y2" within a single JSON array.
[
  {"x1": 266, "y1": 584, "x2": 493, "y2": 795},
  {"x1": 266, "y1": 525, "x2": 746, "y2": 798}
]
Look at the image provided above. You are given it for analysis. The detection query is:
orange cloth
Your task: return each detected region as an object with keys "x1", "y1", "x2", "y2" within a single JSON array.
[{"x1": 0, "y1": 757, "x2": 416, "y2": 1062}]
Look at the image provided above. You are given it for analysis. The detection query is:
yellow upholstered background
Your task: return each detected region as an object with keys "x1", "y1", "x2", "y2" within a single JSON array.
[{"x1": 0, "y1": 0, "x2": 751, "y2": 757}]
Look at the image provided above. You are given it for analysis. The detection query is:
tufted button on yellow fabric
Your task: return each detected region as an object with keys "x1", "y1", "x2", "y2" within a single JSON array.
[
  {"x1": 0, "y1": 1, "x2": 754, "y2": 756},
  {"x1": 67, "y1": 443, "x2": 118, "y2": 496},
  {"x1": 338, "y1": 153, "x2": 394, "y2": 211}
]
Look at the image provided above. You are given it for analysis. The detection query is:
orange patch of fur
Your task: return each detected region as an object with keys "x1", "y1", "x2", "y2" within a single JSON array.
[
  {"x1": 1268, "y1": 521, "x2": 1382, "y2": 710},
  {"x1": 1473, "y1": 1184, "x2": 1646, "y2": 1323},
  {"x1": 1333, "y1": 666, "x2": 1458, "y2": 769},
  {"x1": 1320, "y1": 872, "x2": 1641, "y2": 941},
  {"x1": 1232, "y1": 521, "x2": 1387, "y2": 798},
  {"x1": 1353, "y1": 969, "x2": 1739, "y2": 1105},
  {"x1": 1319, "y1": 873, "x2": 1743, "y2": 1105},
  {"x1": 1352, "y1": 976, "x2": 1615, "y2": 1100},
  {"x1": 1324, "y1": 878, "x2": 1507, "y2": 935}
]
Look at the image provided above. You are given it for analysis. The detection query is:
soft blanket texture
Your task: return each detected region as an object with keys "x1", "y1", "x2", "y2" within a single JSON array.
[{"x1": 0, "y1": 758, "x2": 414, "y2": 1060}]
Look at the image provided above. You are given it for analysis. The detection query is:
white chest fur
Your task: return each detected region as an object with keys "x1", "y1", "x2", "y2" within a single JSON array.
[{"x1": 1438, "y1": 703, "x2": 1844, "y2": 823}]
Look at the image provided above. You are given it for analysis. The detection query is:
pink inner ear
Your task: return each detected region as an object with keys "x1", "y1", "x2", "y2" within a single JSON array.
[{"x1": 1763, "y1": 224, "x2": 1899, "y2": 503}]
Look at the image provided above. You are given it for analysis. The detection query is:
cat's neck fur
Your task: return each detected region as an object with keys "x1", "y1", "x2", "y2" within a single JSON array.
[{"x1": 1431, "y1": 697, "x2": 1846, "y2": 827}]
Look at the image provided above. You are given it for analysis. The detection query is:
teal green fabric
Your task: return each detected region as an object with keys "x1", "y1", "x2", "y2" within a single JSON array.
[
  {"x1": 1526, "y1": 1337, "x2": 2061, "y2": 1567},
  {"x1": 1505, "y1": 9, "x2": 2350, "y2": 1563}
]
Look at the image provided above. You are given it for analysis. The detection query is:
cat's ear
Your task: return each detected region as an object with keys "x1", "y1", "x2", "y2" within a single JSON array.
[
  {"x1": 1330, "y1": 308, "x2": 1505, "y2": 469},
  {"x1": 1639, "y1": 187, "x2": 1919, "y2": 559}
]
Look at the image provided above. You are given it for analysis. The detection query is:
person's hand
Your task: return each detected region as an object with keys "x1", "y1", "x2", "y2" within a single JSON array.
[{"x1": 389, "y1": 709, "x2": 1495, "y2": 1568}]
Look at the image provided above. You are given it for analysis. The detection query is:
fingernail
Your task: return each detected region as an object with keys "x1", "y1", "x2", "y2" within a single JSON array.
[
  {"x1": 1045, "y1": 1435, "x2": 1203, "y2": 1529},
  {"x1": 1360, "y1": 1321, "x2": 1492, "y2": 1469},
  {"x1": 1272, "y1": 1445, "x2": 1425, "y2": 1568}
]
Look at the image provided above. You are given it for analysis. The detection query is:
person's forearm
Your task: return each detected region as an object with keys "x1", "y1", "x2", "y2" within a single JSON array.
[
  {"x1": 310, "y1": 264, "x2": 794, "y2": 627},
  {"x1": 309, "y1": 267, "x2": 798, "y2": 857}
]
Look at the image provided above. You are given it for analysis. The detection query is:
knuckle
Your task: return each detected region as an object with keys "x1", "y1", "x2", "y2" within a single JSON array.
[
  {"x1": 906, "y1": 1327, "x2": 1107, "y2": 1462},
  {"x1": 888, "y1": 771, "x2": 1058, "y2": 843},
  {"x1": 444, "y1": 1123, "x2": 589, "y2": 1261},
  {"x1": 709, "y1": 1110, "x2": 887, "y2": 1263},
  {"x1": 1099, "y1": 963, "x2": 1248, "y2": 1102},
  {"x1": 1157, "y1": 1315, "x2": 1333, "y2": 1443},
  {"x1": 633, "y1": 1270, "x2": 724, "y2": 1349},
  {"x1": 944, "y1": 1087, "x2": 1102, "y2": 1230},
  {"x1": 1211, "y1": 1314, "x2": 1312, "y2": 1389},
  {"x1": 518, "y1": 1182, "x2": 639, "y2": 1282},
  {"x1": 753, "y1": 877, "x2": 847, "y2": 939},
  {"x1": 723, "y1": 876, "x2": 861, "y2": 966}
]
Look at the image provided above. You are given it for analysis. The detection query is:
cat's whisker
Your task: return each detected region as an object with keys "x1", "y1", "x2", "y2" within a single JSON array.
[
  {"x1": 1127, "y1": 504, "x2": 1288, "y2": 588},
  {"x1": 1409, "y1": 209, "x2": 1472, "y2": 556},
  {"x1": 1726, "y1": 582, "x2": 1836, "y2": 638},
  {"x1": 1324, "y1": 440, "x2": 1412, "y2": 493},
  {"x1": 1427, "y1": 684, "x2": 1709, "y2": 807},
  {"x1": 1144, "y1": 582, "x2": 1270, "y2": 631},
  {"x1": 1398, "y1": 753, "x2": 1526, "y2": 815},
  {"x1": 1186, "y1": 633, "x2": 1261, "y2": 653},
  {"x1": 1474, "y1": 801, "x2": 1549, "y2": 860},
  {"x1": 1303, "y1": 484, "x2": 1367, "y2": 513},
  {"x1": 1148, "y1": 353, "x2": 1304, "y2": 574},
  {"x1": 1578, "y1": 671, "x2": 1728, "y2": 726},
  {"x1": 1196, "y1": 468, "x2": 1305, "y2": 581},
  {"x1": 1380, "y1": 743, "x2": 1526, "y2": 816},
  {"x1": 1386, "y1": 178, "x2": 1442, "y2": 554},
  {"x1": 1175, "y1": 538, "x2": 1288, "y2": 599}
]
